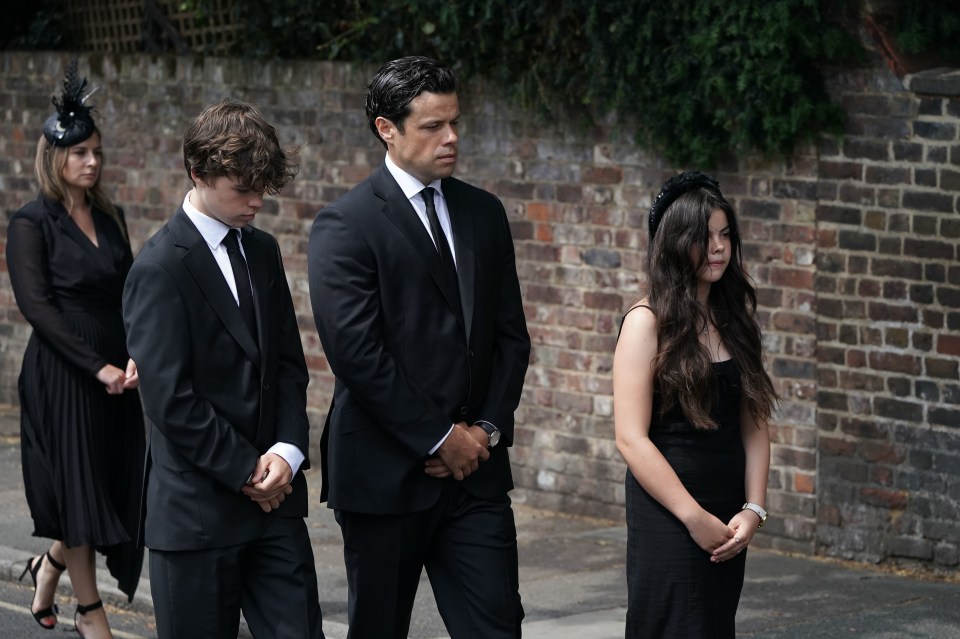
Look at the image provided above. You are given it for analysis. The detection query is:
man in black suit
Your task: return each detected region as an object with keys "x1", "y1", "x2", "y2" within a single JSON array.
[
  {"x1": 123, "y1": 100, "x2": 324, "y2": 639},
  {"x1": 308, "y1": 56, "x2": 531, "y2": 638}
]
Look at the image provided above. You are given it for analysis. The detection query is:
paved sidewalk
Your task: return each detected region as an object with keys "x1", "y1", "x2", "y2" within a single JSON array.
[{"x1": 1, "y1": 407, "x2": 959, "y2": 637}]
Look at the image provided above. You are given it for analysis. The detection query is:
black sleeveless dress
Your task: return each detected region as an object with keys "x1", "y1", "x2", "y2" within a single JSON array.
[
  {"x1": 625, "y1": 358, "x2": 746, "y2": 638},
  {"x1": 7, "y1": 195, "x2": 145, "y2": 601}
]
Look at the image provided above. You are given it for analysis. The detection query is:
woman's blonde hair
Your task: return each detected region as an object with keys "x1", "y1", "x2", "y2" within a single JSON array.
[{"x1": 34, "y1": 131, "x2": 127, "y2": 241}]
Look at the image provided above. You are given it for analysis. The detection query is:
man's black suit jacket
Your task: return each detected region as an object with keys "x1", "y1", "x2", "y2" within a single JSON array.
[
  {"x1": 123, "y1": 208, "x2": 311, "y2": 550},
  {"x1": 309, "y1": 164, "x2": 530, "y2": 515}
]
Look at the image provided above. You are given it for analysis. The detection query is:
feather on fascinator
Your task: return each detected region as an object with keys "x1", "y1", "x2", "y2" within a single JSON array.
[
  {"x1": 648, "y1": 170, "x2": 720, "y2": 240},
  {"x1": 43, "y1": 58, "x2": 97, "y2": 147}
]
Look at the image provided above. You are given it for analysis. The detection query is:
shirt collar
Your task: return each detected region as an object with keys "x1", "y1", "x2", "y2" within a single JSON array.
[
  {"x1": 182, "y1": 190, "x2": 235, "y2": 249},
  {"x1": 384, "y1": 154, "x2": 444, "y2": 201}
]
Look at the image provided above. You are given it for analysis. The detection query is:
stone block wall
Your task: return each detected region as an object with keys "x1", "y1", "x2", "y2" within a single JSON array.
[{"x1": 0, "y1": 50, "x2": 956, "y2": 571}]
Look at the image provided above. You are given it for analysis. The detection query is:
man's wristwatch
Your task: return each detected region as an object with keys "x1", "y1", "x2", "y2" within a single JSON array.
[
  {"x1": 742, "y1": 502, "x2": 768, "y2": 527},
  {"x1": 475, "y1": 421, "x2": 501, "y2": 448}
]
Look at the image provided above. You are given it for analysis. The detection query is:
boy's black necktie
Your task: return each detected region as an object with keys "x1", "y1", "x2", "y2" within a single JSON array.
[{"x1": 222, "y1": 230, "x2": 257, "y2": 341}]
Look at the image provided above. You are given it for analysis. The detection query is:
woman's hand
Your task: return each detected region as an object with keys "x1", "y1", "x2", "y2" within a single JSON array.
[
  {"x1": 685, "y1": 509, "x2": 736, "y2": 555},
  {"x1": 122, "y1": 358, "x2": 139, "y2": 390},
  {"x1": 710, "y1": 510, "x2": 761, "y2": 563},
  {"x1": 95, "y1": 363, "x2": 126, "y2": 394}
]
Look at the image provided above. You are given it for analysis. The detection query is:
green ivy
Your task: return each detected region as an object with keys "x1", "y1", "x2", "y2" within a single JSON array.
[
  {"x1": 205, "y1": 0, "x2": 864, "y2": 168},
  {"x1": 895, "y1": 0, "x2": 960, "y2": 63},
  {"x1": 0, "y1": 1, "x2": 64, "y2": 50},
  {"x1": 42, "y1": 1, "x2": 960, "y2": 168}
]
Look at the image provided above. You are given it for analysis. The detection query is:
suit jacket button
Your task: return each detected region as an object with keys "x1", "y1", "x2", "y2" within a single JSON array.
[
  {"x1": 263, "y1": 383, "x2": 270, "y2": 391},
  {"x1": 459, "y1": 406, "x2": 468, "y2": 415}
]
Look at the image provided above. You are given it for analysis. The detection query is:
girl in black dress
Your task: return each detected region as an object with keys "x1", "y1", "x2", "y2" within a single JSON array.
[
  {"x1": 614, "y1": 171, "x2": 777, "y2": 637},
  {"x1": 7, "y1": 61, "x2": 144, "y2": 639}
]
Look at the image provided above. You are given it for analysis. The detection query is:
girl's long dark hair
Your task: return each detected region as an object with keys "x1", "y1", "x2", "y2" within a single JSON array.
[{"x1": 646, "y1": 187, "x2": 778, "y2": 429}]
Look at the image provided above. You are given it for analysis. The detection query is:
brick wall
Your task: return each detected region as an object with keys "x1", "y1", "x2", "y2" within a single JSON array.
[
  {"x1": 0, "y1": 51, "x2": 956, "y2": 572},
  {"x1": 813, "y1": 67, "x2": 960, "y2": 570}
]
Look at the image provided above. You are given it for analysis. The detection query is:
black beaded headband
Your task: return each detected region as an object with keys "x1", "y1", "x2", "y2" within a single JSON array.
[{"x1": 648, "y1": 170, "x2": 720, "y2": 239}]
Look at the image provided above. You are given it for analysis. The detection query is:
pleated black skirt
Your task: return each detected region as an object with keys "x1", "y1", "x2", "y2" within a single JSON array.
[{"x1": 19, "y1": 308, "x2": 145, "y2": 600}]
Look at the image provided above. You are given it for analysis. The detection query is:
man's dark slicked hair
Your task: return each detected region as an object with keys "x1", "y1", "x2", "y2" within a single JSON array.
[{"x1": 365, "y1": 56, "x2": 457, "y2": 148}]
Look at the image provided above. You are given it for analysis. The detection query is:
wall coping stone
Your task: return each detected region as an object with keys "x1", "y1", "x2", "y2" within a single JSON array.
[{"x1": 903, "y1": 67, "x2": 960, "y2": 96}]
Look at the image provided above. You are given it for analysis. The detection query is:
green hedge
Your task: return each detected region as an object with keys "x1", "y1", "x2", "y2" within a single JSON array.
[
  {"x1": 895, "y1": 0, "x2": 960, "y2": 61},
  {"x1": 12, "y1": 1, "x2": 960, "y2": 167},
  {"x1": 217, "y1": 0, "x2": 864, "y2": 167}
]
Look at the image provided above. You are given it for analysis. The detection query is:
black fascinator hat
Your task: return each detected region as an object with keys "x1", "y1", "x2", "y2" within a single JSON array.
[
  {"x1": 648, "y1": 170, "x2": 720, "y2": 239},
  {"x1": 42, "y1": 58, "x2": 97, "y2": 147}
]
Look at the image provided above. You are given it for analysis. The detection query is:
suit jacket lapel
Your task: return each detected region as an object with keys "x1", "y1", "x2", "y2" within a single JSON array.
[
  {"x1": 372, "y1": 167, "x2": 465, "y2": 329},
  {"x1": 168, "y1": 209, "x2": 260, "y2": 365}
]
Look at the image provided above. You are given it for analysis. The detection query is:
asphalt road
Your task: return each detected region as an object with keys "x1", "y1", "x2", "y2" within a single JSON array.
[
  {"x1": 0, "y1": 577, "x2": 155, "y2": 638},
  {"x1": 1, "y1": 405, "x2": 959, "y2": 638}
]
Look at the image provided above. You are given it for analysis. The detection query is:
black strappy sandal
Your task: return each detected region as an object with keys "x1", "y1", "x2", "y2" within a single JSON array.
[
  {"x1": 18, "y1": 551, "x2": 66, "y2": 629},
  {"x1": 74, "y1": 600, "x2": 104, "y2": 638}
]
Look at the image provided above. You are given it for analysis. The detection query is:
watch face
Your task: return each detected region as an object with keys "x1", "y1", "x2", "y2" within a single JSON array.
[{"x1": 488, "y1": 429, "x2": 501, "y2": 447}]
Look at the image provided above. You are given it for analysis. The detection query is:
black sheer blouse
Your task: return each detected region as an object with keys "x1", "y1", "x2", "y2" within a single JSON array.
[{"x1": 6, "y1": 194, "x2": 133, "y2": 376}]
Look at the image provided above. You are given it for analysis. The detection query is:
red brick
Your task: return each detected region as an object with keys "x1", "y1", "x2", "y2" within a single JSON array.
[
  {"x1": 581, "y1": 166, "x2": 623, "y2": 185},
  {"x1": 773, "y1": 447, "x2": 816, "y2": 470},
  {"x1": 557, "y1": 308, "x2": 595, "y2": 331},
  {"x1": 794, "y1": 473, "x2": 816, "y2": 494},
  {"x1": 819, "y1": 160, "x2": 863, "y2": 180},
  {"x1": 859, "y1": 442, "x2": 905, "y2": 464},
  {"x1": 821, "y1": 436, "x2": 857, "y2": 456},
  {"x1": 869, "y1": 465, "x2": 894, "y2": 486},
  {"x1": 904, "y1": 238, "x2": 956, "y2": 260},
  {"x1": 926, "y1": 357, "x2": 959, "y2": 379},
  {"x1": 840, "y1": 418, "x2": 889, "y2": 439},
  {"x1": 556, "y1": 185, "x2": 583, "y2": 203},
  {"x1": 535, "y1": 224, "x2": 554, "y2": 242},
  {"x1": 583, "y1": 291, "x2": 624, "y2": 312},
  {"x1": 770, "y1": 267, "x2": 814, "y2": 289},
  {"x1": 938, "y1": 334, "x2": 960, "y2": 357},
  {"x1": 526, "y1": 202, "x2": 553, "y2": 221},
  {"x1": 818, "y1": 504, "x2": 841, "y2": 526},
  {"x1": 869, "y1": 352, "x2": 922, "y2": 374},
  {"x1": 495, "y1": 181, "x2": 535, "y2": 199},
  {"x1": 772, "y1": 312, "x2": 816, "y2": 333},
  {"x1": 818, "y1": 228, "x2": 838, "y2": 248},
  {"x1": 846, "y1": 350, "x2": 867, "y2": 368},
  {"x1": 510, "y1": 221, "x2": 534, "y2": 240},
  {"x1": 858, "y1": 279, "x2": 881, "y2": 297},
  {"x1": 859, "y1": 487, "x2": 908, "y2": 510}
]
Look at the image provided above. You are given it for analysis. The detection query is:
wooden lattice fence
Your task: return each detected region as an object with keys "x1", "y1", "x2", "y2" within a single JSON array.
[{"x1": 65, "y1": 0, "x2": 238, "y2": 54}]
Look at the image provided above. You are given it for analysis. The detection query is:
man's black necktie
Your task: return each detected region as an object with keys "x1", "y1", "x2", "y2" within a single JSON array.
[
  {"x1": 421, "y1": 187, "x2": 457, "y2": 277},
  {"x1": 421, "y1": 188, "x2": 462, "y2": 318},
  {"x1": 222, "y1": 230, "x2": 257, "y2": 340}
]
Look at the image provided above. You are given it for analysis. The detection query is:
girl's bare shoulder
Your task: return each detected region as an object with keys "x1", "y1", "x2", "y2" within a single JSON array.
[{"x1": 620, "y1": 299, "x2": 657, "y2": 341}]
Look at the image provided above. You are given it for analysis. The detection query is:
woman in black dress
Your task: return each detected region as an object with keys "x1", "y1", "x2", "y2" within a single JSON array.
[
  {"x1": 614, "y1": 171, "x2": 777, "y2": 637},
  {"x1": 7, "y1": 61, "x2": 144, "y2": 639}
]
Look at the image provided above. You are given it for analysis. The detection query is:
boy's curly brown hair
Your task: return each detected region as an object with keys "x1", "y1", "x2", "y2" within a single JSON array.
[{"x1": 183, "y1": 99, "x2": 298, "y2": 195}]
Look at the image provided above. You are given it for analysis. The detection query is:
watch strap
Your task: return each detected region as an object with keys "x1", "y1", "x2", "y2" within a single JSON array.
[
  {"x1": 742, "y1": 502, "x2": 767, "y2": 527},
  {"x1": 475, "y1": 420, "x2": 500, "y2": 447}
]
